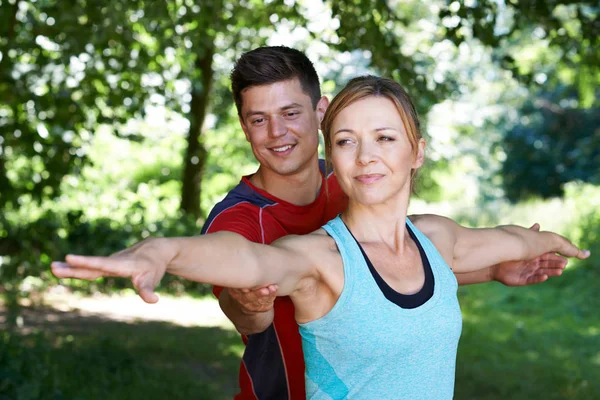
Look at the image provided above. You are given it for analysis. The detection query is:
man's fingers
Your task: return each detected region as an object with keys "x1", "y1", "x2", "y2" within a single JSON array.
[
  {"x1": 538, "y1": 253, "x2": 567, "y2": 264},
  {"x1": 64, "y1": 254, "x2": 132, "y2": 277},
  {"x1": 527, "y1": 274, "x2": 548, "y2": 285},
  {"x1": 232, "y1": 285, "x2": 278, "y2": 298},
  {"x1": 227, "y1": 284, "x2": 278, "y2": 313},
  {"x1": 537, "y1": 255, "x2": 567, "y2": 270},
  {"x1": 542, "y1": 267, "x2": 563, "y2": 277},
  {"x1": 257, "y1": 285, "x2": 279, "y2": 296}
]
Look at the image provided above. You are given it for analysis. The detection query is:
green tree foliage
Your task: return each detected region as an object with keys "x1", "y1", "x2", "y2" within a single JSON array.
[
  {"x1": 1, "y1": 0, "x2": 457, "y2": 218},
  {"x1": 0, "y1": 0, "x2": 307, "y2": 217},
  {"x1": 501, "y1": 88, "x2": 600, "y2": 201},
  {"x1": 439, "y1": 0, "x2": 599, "y2": 106},
  {"x1": 328, "y1": 0, "x2": 456, "y2": 113},
  {"x1": 438, "y1": 0, "x2": 599, "y2": 200},
  {"x1": 0, "y1": 0, "x2": 156, "y2": 209},
  {"x1": 2, "y1": 0, "x2": 596, "y2": 311}
]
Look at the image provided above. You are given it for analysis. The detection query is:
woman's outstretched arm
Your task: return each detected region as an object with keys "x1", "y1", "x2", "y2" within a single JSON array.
[
  {"x1": 51, "y1": 231, "x2": 321, "y2": 303},
  {"x1": 412, "y1": 214, "x2": 590, "y2": 274}
]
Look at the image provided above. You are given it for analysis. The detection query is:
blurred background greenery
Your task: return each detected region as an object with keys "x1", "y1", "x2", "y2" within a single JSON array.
[{"x1": 0, "y1": 0, "x2": 598, "y2": 398}]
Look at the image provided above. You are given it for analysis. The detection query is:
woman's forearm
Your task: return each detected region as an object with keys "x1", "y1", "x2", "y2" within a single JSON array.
[{"x1": 163, "y1": 232, "x2": 265, "y2": 289}]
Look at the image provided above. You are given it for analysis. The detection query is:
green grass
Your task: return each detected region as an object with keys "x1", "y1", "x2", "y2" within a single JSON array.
[
  {"x1": 455, "y1": 264, "x2": 600, "y2": 399},
  {"x1": 0, "y1": 313, "x2": 243, "y2": 400},
  {"x1": 2, "y1": 264, "x2": 598, "y2": 399}
]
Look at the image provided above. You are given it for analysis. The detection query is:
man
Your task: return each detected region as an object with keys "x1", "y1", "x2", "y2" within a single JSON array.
[{"x1": 200, "y1": 46, "x2": 567, "y2": 399}]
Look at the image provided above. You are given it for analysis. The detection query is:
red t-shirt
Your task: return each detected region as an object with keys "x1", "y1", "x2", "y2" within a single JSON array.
[{"x1": 201, "y1": 160, "x2": 348, "y2": 399}]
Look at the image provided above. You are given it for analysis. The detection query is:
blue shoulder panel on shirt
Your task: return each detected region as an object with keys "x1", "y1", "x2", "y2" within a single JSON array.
[{"x1": 201, "y1": 180, "x2": 276, "y2": 234}]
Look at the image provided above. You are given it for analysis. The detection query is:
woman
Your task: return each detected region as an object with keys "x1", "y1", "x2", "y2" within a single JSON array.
[{"x1": 52, "y1": 76, "x2": 589, "y2": 399}]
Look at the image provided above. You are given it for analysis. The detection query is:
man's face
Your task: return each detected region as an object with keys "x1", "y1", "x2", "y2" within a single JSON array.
[{"x1": 239, "y1": 78, "x2": 327, "y2": 177}]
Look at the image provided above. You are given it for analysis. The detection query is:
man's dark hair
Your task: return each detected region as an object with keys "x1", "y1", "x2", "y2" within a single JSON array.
[{"x1": 231, "y1": 46, "x2": 321, "y2": 116}]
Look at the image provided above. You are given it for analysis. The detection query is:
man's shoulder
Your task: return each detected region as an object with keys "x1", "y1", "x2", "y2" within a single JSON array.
[{"x1": 201, "y1": 180, "x2": 274, "y2": 235}]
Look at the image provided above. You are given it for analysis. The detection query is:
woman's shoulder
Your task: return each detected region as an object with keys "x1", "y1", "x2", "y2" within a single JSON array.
[
  {"x1": 409, "y1": 213, "x2": 457, "y2": 234},
  {"x1": 408, "y1": 214, "x2": 460, "y2": 257},
  {"x1": 273, "y1": 229, "x2": 338, "y2": 256}
]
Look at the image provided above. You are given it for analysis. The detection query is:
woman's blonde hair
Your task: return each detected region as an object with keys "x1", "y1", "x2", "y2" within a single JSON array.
[{"x1": 321, "y1": 76, "x2": 423, "y2": 188}]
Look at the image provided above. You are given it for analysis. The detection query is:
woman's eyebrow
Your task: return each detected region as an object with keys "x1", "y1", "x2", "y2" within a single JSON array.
[{"x1": 333, "y1": 128, "x2": 354, "y2": 136}]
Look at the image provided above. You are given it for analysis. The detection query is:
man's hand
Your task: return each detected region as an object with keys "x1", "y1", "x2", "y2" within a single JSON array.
[
  {"x1": 491, "y1": 223, "x2": 568, "y2": 286},
  {"x1": 491, "y1": 252, "x2": 567, "y2": 286},
  {"x1": 51, "y1": 238, "x2": 175, "y2": 304},
  {"x1": 227, "y1": 285, "x2": 279, "y2": 314},
  {"x1": 219, "y1": 285, "x2": 278, "y2": 335}
]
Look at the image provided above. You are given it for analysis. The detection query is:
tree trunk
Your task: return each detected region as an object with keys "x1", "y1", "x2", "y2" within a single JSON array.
[
  {"x1": 0, "y1": 1, "x2": 19, "y2": 77},
  {"x1": 0, "y1": 1, "x2": 19, "y2": 210},
  {"x1": 180, "y1": 44, "x2": 215, "y2": 218}
]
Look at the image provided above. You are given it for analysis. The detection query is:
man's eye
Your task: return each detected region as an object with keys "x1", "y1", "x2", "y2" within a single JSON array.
[
  {"x1": 285, "y1": 112, "x2": 298, "y2": 117},
  {"x1": 252, "y1": 118, "x2": 265, "y2": 125}
]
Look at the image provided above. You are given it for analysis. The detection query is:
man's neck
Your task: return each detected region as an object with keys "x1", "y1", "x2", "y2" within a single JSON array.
[{"x1": 249, "y1": 159, "x2": 323, "y2": 206}]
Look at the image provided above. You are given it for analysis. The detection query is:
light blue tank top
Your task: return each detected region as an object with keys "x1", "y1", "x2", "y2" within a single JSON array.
[{"x1": 299, "y1": 216, "x2": 463, "y2": 399}]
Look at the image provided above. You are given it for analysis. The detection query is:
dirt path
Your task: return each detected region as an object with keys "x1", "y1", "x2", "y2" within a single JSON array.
[{"x1": 0, "y1": 285, "x2": 235, "y2": 333}]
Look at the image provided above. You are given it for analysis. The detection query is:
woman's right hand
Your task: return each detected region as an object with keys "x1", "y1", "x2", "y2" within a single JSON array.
[{"x1": 51, "y1": 237, "x2": 176, "y2": 304}]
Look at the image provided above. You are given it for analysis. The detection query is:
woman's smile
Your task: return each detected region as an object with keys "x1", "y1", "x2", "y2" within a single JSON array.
[{"x1": 354, "y1": 173, "x2": 385, "y2": 184}]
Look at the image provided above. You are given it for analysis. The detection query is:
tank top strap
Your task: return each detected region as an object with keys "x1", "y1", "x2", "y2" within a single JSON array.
[
  {"x1": 322, "y1": 215, "x2": 376, "y2": 303},
  {"x1": 405, "y1": 217, "x2": 454, "y2": 274}
]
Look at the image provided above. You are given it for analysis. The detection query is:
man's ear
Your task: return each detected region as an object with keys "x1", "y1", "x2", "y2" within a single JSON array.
[
  {"x1": 412, "y1": 138, "x2": 426, "y2": 169},
  {"x1": 316, "y1": 96, "x2": 329, "y2": 127},
  {"x1": 239, "y1": 115, "x2": 251, "y2": 142}
]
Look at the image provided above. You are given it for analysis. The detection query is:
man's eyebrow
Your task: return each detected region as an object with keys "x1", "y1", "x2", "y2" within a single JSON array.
[
  {"x1": 244, "y1": 110, "x2": 265, "y2": 119},
  {"x1": 245, "y1": 103, "x2": 303, "y2": 119},
  {"x1": 280, "y1": 102, "x2": 303, "y2": 111}
]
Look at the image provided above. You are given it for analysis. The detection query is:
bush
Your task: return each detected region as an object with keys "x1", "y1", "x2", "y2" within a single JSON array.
[{"x1": 0, "y1": 206, "x2": 213, "y2": 323}]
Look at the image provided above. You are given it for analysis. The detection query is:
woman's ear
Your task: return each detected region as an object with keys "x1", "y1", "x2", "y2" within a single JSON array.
[{"x1": 412, "y1": 138, "x2": 426, "y2": 169}]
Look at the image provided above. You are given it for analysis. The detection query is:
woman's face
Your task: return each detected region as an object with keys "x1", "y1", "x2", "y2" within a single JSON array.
[{"x1": 330, "y1": 96, "x2": 425, "y2": 206}]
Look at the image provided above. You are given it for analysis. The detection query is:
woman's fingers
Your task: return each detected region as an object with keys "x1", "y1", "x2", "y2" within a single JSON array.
[
  {"x1": 138, "y1": 286, "x2": 159, "y2": 304},
  {"x1": 51, "y1": 262, "x2": 107, "y2": 280},
  {"x1": 552, "y1": 235, "x2": 591, "y2": 260},
  {"x1": 64, "y1": 254, "x2": 134, "y2": 277}
]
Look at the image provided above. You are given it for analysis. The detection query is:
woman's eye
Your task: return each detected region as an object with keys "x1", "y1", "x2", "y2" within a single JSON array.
[
  {"x1": 336, "y1": 139, "x2": 351, "y2": 146},
  {"x1": 378, "y1": 136, "x2": 395, "y2": 142}
]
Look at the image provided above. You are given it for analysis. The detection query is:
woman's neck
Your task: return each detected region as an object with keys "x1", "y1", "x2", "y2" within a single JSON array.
[{"x1": 341, "y1": 193, "x2": 411, "y2": 252}]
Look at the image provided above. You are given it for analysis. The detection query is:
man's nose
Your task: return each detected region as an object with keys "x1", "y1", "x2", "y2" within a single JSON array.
[{"x1": 268, "y1": 116, "x2": 288, "y2": 138}]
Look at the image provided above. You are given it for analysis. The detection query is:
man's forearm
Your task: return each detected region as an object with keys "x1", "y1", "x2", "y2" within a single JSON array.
[
  {"x1": 218, "y1": 289, "x2": 274, "y2": 335},
  {"x1": 454, "y1": 267, "x2": 494, "y2": 286}
]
